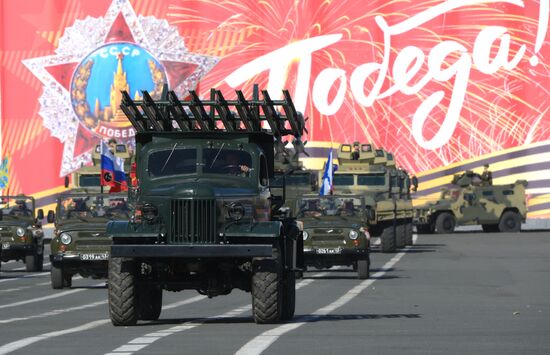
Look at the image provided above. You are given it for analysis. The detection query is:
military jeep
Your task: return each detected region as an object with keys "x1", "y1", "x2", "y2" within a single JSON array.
[
  {"x1": 49, "y1": 192, "x2": 131, "y2": 289},
  {"x1": 0, "y1": 195, "x2": 47, "y2": 272},
  {"x1": 297, "y1": 194, "x2": 370, "y2": 279},
  {"x1": 106, "y1": 87, "x2": 305, "y2": 326},
  {"x1": 414, "y1": 170, "x2": 528, "y2": 233}
]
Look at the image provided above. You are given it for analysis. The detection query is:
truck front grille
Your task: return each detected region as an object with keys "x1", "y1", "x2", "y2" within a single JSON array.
[{"x1": 170, "y1": 199, "x2": 217, "y2": 244}]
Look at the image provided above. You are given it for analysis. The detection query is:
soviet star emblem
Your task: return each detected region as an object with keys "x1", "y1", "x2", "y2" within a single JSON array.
[{"x1": 23, "y1": 0, "x2": 218, "y2": 176}]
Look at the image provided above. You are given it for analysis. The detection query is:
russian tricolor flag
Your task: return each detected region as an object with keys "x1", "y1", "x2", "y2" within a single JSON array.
[{"x1": 100, "y1": 141, "x2": 127, "y2": 192}]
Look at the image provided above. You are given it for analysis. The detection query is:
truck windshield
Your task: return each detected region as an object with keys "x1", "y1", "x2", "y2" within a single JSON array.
[
  {"x1": 148, "y1": 149, "x2": 197, "y2": 177},
  {"x1": 333, "y1": 174, "x2": 354, "y2": 186},
  {"x1": 357, "y1": 174, "x2": 386, "y2": 186},
  {"x1": 203, "y1": 149, "x2": 252, "y2": 177}
]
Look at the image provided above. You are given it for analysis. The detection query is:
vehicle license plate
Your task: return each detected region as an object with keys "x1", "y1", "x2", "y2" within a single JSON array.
[
  {"x1": 2, "y1": 242, "x2": 10, "y2": 249},
  {"x1": 315, "y1": 247, "x2": 342, "y2": 254},
  {"x1": 80, "y1": 253, "x2": 109, "y2": 260}
]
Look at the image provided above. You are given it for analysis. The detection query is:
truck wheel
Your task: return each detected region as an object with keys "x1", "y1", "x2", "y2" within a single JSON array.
[
  {"x1": 281, "y1": 271, "x2": 296, "y2": 321},
  {"x1": 404, "y1": 222, "x2": 413, "y2": 245},
  {"x1": 482, "y1": 224, "x2": 499, "y2": 233},
  {"x1": 357, "y1": 259, "x2": 369, "y2": 279},
  {"x1": 252, "y1": 252, "x2": 283, "y2": 324},
  {"x1": 498, "y1": 211, "x2": 521, "y2": 232},
  {"x1": 108, "y1": 257, "x2": 139, "y2": 326},
  {"x1": 380, "y1": 224, "x2": 396, "y2": 253},
  {"x1": 395, "y1": 223, "x2": 406, "y2": 248},
  {"x1": 435, "y1": 213, "x2": 455, "y2": 234},
  {"x1": 139, "y1": 287, "x2": 163, "y2": 321},
  {"x1": 51, "y1": 265, "x2": 64, "y2": 289},
  {"x1": 36, "y1": 245, "x2": 44, "y2": 272},
  {"x1": 25, "y1": 252, "x2": 39, "y2": 272}
]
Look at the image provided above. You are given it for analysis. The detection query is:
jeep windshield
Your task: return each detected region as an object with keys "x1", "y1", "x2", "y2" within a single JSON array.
[
  {"x1": 203, "y1": 148, "x2": 252, "y2": 177},
  {"x1": 297, "y1": 196, "x2": 362, "y2": 218},
  {"x1": 58, "y1": 195, "x2": 131, "y2": 222},
  {"x1": 357, "y1": 174, "x2": 386, "y2": 186},
  {"x1": 0, "y1": 196, "x2": 34, "y2": 220}
]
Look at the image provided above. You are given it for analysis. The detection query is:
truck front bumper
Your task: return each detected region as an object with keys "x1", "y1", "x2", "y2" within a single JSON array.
[{"x1": 111, "y1": 244, "x2": 273, "y2": 258}]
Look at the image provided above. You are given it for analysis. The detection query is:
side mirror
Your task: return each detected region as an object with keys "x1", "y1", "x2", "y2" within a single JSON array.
[
  {"x1": 64, "y1": 176, "x2": 69, "y2": 188},
  {"x1": 0, "y1": 209, "x2": 3, "y2": 221},
  {"x1": 412, "y1": 176, "x2": 419, "y2": 192},
  {"x1": 310, "y1": 174, "x2": 318, "y2": 192},
  {"x1": 37, "y1": 209, "x2": 44, "y2": 220},
  {"x1": 47, "y1": 210, "x2": 55, "y2": 224},
  {"x1": 365, "y1": 207, "x2": 375, "y2": 221}
]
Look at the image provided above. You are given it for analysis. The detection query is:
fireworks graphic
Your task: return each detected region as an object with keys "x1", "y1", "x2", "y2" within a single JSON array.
[{"x1": 167, "y1": 0, "x2": 549, "y2": 174}]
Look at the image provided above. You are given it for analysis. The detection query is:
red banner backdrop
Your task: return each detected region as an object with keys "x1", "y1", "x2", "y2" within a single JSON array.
[{"x1": 0, "y1": 0, "x2": 549, "y2": 211}]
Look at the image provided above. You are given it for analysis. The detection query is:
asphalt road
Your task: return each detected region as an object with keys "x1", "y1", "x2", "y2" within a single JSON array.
[{"x1": 1, "y1": 232, "x2": 549, "y2": 355}]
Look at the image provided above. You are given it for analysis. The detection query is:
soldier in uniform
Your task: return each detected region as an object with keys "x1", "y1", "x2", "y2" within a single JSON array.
[
  {"x1": 481, "y1": 164, "x2": 493, "y2": 185},
  {"x1": 350, "y1": 142, "x2": 360, "y2": 160}
]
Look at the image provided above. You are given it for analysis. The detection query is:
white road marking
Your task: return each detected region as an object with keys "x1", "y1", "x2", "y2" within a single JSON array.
[
  {"x1": 235, "y1": 235, "x2": 417, "y2": 355},
  {"x1": 105, "y1": 272, "x2": 330, "y2": 355},
  {"x1": 7, "y1": 262, "x2": 51, "y2": 272},
  {"x1": 0, "y1": 277, "x2": 82, "y2": 294},
  {"x1": 0, "y1": 319, "x2": 110, "y2": 355},
  {"x1": 0, "y1": 272, "x2": 50, "y2": 283},
  {"x1": 0, "y1": 300, "x2": 107, "y2": 324},
  {"x1": 0, "y1": 282, "x2": 103, "y2": 309}
]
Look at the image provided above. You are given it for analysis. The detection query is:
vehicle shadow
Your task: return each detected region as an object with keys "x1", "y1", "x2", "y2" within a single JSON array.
[{"x1": 143, "y1": 312, "x2": 422, "y2": 326}]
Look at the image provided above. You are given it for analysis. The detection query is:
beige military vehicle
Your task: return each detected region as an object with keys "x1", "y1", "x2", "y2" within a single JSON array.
[
  {"x1": 414, "y1": 170, "x2": 528, "y2": 233},
  {"x1": 328, "y1": 143, "x2": 414, "y2": 253},
  {"x1": 68, "y1": 142, "x2": 133, "y2": 190}
]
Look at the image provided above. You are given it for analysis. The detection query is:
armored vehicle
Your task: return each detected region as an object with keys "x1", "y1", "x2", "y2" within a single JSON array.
[
  {"x1": 297, "y1": 194, "x2": 370, "y2": 279},
  {"x1": 49, "y1": 192, "x2": 131, "y2": 289},
  {"x1": 106, "y1": 87, "x2": 304, "y2": 326},
  {"x1": 272, "y1": 154, "x2": 318, "y2": 217},
  {"x1": 414, "y1": 170, "x2": 528, "y2": 233},
  {"x1": 0, "y1": 195, "x2": 47, "y2": 271},
  {"x1": 68, "y1": 142, "x2": 132, "y2": 190},
  {"x1": 330, "y1": 143, "x2": 414, "y2": 253}
]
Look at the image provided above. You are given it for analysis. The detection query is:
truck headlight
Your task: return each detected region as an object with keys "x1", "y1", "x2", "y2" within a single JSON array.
[
  {"x1": 60, "y1": 232, "x2": 72, "y2": 245},
  {"x1": 348, "y1": 230, "x2": 359, "y2": 240},
  {"x1": 303, "y1": 231, "x2": 309, "y2": 240},
  {"x1": 16, "y1": 227, "x2": 25, "y2": 237},
  {"x1": 228, "y1": 203, "x2": 245, "y2": 221}
]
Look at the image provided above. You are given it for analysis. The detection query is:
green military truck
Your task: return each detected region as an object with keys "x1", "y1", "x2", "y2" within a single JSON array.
[
  {"x1": 49, "y1": 192, "x2": 131, "y2": 289},
  {"x1": 297, "y1": 194, "x2": 370, "y2": 279},
  {"x1": 0, "y1": 195, "x2": 47, "y2": 271},
  {"x1": 106, "y1": 87, "x2": 305, "y2": 326},
  {"x1": 414, "y1": 170, "x2": 528, "y2": 233},
  {"x1": 331, "y1": 143, "x2": 414, "y2": 253}
]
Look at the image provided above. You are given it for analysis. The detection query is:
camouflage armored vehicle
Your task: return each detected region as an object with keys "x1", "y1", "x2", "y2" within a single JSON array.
[
  {"x1": 414, "y1": 170, "x2": 528, "y2": 233},
  {"x1": 68, "y1": 141, "x2": 133, "y2": 190},
  {"x1": 272, "y1": 154, "x2": 318, "y2": 217},
  {"x1": 106, "y1": 87, "x2": 304, "y2": 326},
  {"x1": 49, "y1": 192, "x2": 131, "y2": 289},
  {"x1": 330, "y1": 143, "x2": 414, "y2": 253},
  {"x1": 297, "y1": 194, "x2": 370, "y2": 279},
  {"x1": 0, "y1": 195, "x2": 47, "y2": 271}
]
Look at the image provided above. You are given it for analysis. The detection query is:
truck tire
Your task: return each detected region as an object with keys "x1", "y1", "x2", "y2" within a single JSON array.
[
  {"x1": 51, "y1": 265, "x2": 72, "y2": 289},
  {"x1": 435, "y1": 213, "x2": 455, "y2": 234},
  {"x1": 380, "y1": 224, "x2": 396, "y2": 253},
  {"x1": 108, "y1": 257, "x2": 139, "y2": 326},
  {"x1": 482, "y1": 224, "x2": 499, "y2": 233},
  {"x1": 404, "y1": 222, "x2": 413, "y2": 245},
  {"x1": 252, "y1": 252, "x2": 283, "y2": 324},
  {"x1": 139, "y1": 287, "x2": 163, "y2": 321},
  {"x1": 498, "y1": 211, "x2": 521, "y2": 232},
  {"x1": 281, "y1": 271, "x2": 296, "y2": 321},
  {"x1": 36, "y1": 245, "x2": 44, "y2": 272},
  {"x1": 25, "y1": 252, "x2": 39, "y2": 272},
  {"x1": 395, "y1": 223, "x2": 406, "y2": 249},
  {"x1": 357, "y1": 259, "x2": 369, "y2": 279}
]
